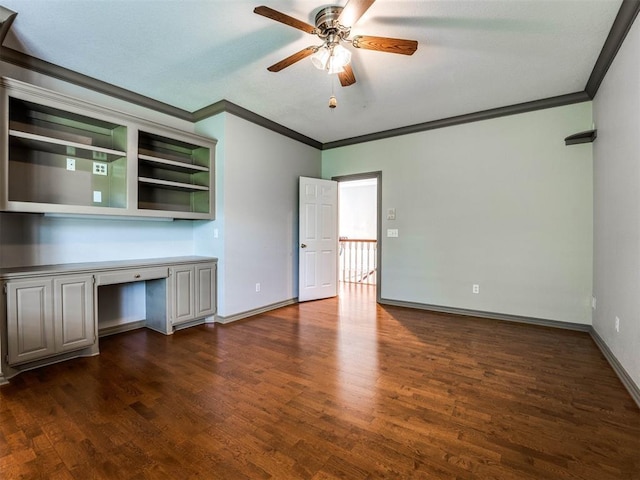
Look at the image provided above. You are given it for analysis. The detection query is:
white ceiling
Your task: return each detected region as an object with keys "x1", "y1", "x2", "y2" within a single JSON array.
[{"x1": 1, "y1": 0, "x2": 623, "y2": 144}]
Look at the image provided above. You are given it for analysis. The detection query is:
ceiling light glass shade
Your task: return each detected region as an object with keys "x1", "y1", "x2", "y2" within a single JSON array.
[
  {"x1": 327, "y1": 56, "x2": 345, "y2": 74},
  {"x1": 311, "y1": 47, "x2": 331, "y2": 70},
  {"x1": 328, "y1": 44, "x2": 351, "y2": 74},
  {"x1": 311, "y1": 44, "x2": 352, "y2": 74}
]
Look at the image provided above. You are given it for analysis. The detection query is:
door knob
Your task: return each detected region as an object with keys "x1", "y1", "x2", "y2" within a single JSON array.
[{"x1": 301, "y1": 243, "x2": 307, "y2": 248}]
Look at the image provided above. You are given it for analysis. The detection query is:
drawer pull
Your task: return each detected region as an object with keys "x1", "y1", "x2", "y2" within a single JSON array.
[{"x1": 134, "y1": 274, "x2": 141, "y2": 279}]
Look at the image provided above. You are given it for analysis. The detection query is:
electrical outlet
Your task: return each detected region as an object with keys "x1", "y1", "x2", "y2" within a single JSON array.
[
  {"x1": 255, "y1": 283, "x2": 261, "y2": 293},
  {"x1": 472, "y1": 284, "x2": 480, "y2": 294},
  {"x1": 615, "y1": 316, "x2": 620, "y2": 333},
  {"x1": 93, "y1": 162, "x2": 108, "y2": 176},
  {"x1": 66, "y1": 158, "x2": 76, "y2": 171},
  {"x1": 387, "y1": 229, "x2": 399, "y2": 237}
]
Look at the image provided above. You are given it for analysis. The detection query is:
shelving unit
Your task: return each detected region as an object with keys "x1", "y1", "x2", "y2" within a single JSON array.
[
  {"x1": 1, "y1": 78, "x2": 216, "y2": 219},
  {"x1": 137, "y1": 131, "x2": 213, "y2": 218},
  {"x1": 6, "y1": 96, "x2": 128, "y2": 210}
]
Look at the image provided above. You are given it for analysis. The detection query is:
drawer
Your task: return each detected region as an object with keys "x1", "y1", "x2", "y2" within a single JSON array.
[{"x1": 95, "y1": 267, "x2": 169, "y2": 286}]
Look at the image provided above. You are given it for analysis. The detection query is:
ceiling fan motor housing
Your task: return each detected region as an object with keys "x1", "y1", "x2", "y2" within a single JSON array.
[{"x1": 314, "y1": 6, "x2": 348, "y2": 40}]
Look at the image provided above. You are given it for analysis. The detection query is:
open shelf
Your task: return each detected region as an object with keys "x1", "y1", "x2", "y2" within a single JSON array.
[
  {"x1": 1, "y1": 78, "x2": 215, "y2": 219},
  {"x1": 6, "y1": 94, "x2": 128, "y2": 211},
  {"x1": 10, "y1": 130, "x2": 126, "y2": 162},
  {"x1": 137, "y1": 131, "x2": 213, "y2": 217},
  {"x1": 9, "y1": 97, "x2": 127, "y2": 151},
  {"x1": 138, "y1": 177, "x2": 210, "y2": 192},
  {"x1": 139, "y1": 154, "x2": 210, "y2": 174}
]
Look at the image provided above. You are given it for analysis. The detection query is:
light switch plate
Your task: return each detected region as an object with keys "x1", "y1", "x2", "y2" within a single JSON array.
[
  {"x1": 387, "y1": 228, "x2": 399, "y2": 237},
  {"x1": 387, "y1": 208, "x2": 396, "y2": 220},
  {"x1": 93, "y1": 191, "x2": 102, "y2": 203}
]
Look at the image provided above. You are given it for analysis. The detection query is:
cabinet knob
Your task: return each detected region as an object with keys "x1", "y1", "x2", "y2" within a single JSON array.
[
  {"x1": 134, "y1": 274, "x2": 141, "y2": 279},
  {"x1": 301, "y1": 244, "x2": 307, "y2": 248}
]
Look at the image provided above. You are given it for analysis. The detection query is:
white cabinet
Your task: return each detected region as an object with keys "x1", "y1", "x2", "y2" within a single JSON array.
[
  {"x1": 6, "y1": 278, "x2": 55, "y2": 364},
  {"x1": 171, "y1": 265, "x2": 196, "y2": 325},
  {"x1": 6, "y1": 274, "x2": 95, "y2": 365},
  {"x1": 0, "y1": 257, "x2": 216, "y2": 383},
  {"x1": 170, "y1": 261, "x2": 216, "y2": 326},
  {"x1": 54, "y1": 275, "x2": 95, "y2": 353},
  {"x1": 195, "y1": 262, "x2": 216, "y2": 318}
]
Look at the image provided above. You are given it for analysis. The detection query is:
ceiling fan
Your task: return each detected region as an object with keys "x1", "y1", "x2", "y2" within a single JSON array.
[{"x1": 254, "y1": 0, "x2": 418, "y2": 87}]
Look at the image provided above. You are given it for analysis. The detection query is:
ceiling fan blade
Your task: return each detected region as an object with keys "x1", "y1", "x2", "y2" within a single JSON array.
[
  {"x1": 267, "y1": 47, "x2": 316, "y2": 72},
  {"x1": 352, "y1": 35, "x2": 418, "y2": 55},
  {"x1": 338, "y1": 0, "x2": 376, "y2": 27},
  {"x1": 253, "y1": 6, "x2": 316, "y2": 34},
  {"x1": 338, "y1": 64, "x2": 356, "y2": 87}
]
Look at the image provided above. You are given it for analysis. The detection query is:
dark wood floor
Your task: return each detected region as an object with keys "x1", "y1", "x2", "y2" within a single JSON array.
[{"x1": 1, "y1": 284, "x2": 639, "y2": 479}]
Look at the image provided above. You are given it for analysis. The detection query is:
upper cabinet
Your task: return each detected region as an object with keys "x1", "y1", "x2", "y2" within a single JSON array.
[
  {"x1": 138, "y1": 130, "x2": 213, "y2": 219},
  {"x1": 5, "y1": 90, "x2": 129, "y2": 214},
  {"x1": 0, "y1": 78, "x2": 216, "y2": 220}
]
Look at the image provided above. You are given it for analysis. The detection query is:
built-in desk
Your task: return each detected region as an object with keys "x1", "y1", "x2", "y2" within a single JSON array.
[{"x1": 0, "y1": 256, "x2": 217, "y2": 384}]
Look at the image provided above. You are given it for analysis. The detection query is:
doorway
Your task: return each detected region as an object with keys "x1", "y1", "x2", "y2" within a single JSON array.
[{"x1": 334, "y1": 172, "x2": 382, "y2": 302}]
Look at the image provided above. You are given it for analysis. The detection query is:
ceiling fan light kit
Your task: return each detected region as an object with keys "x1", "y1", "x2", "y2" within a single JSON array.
[
  {"x1": 311, "y1": 44, "x2": 352, "y2": 74},
  {"x1": 254, "y1": 0, "x2": 418, "y2": 90}
]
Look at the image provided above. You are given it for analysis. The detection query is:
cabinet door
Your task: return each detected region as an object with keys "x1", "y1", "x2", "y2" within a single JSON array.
[
  {"x1": 54, "y1": 275, "x2": 95, "y2": 352},
  {"x1": 6, "y1": 279, "x2": 55, "y2": 365},
  {"x1": 195, "y1": 263, "x2": 216, "y2": 318},
  {"x1": 172, "y1": 266, "x2": 195, "y2": 325}
]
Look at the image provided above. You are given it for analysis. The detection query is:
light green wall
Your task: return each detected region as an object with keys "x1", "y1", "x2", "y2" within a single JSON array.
[{"x1": 323, "y1": 103, "x2": 594, "y2": 324}]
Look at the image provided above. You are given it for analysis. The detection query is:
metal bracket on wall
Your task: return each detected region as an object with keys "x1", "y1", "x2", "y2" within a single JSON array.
[{"x1": 565, "y1": 129, "x2": 597, "y2": 146}]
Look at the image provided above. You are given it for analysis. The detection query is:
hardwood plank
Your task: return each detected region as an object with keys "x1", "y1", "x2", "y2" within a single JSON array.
[{"x1": 0, "y1": 285, "x2": 638, "y2": 479}]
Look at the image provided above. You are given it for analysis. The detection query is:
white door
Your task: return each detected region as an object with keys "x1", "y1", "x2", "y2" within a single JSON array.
[{"x1": 299, "y1": 177, "x2": 338, "y2": 302}]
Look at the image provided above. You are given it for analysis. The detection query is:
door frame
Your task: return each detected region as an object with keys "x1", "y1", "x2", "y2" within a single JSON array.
[{"x1": 332, "y1": 171, "x2": 382, "y2": 303}]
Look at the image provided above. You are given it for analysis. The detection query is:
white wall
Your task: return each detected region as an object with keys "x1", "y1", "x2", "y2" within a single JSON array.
[
  {"x1": 323, "y1": 103, "x2": 594, "y2": 324},
  {"x1": 196, "y1": 113, "x2": 321, "y2": 318},
  {"x1": 592, "y1": 17, "x2": 640, "y2": 388},
  {"x1": 339, "y1": 179, "x2": 377, "y2": 239},
  {"x1": 0, "y1": 62, "x2": 198, "y2": 267}
]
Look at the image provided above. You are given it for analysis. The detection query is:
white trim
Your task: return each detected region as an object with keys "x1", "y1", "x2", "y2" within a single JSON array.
[
  {"x1": 216, "y1": 298, "x2": 298, "y2": 324},
  {"x1": 590, "y1": 328, "x2": 640, "y2": 408},
  {"x1": 378, "y1": 298, "x2": 591, "y2": 331}
]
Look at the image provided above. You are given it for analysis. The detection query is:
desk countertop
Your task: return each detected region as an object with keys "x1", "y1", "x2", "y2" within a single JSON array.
[{"x1": 0, "y1": 256, "x2": 217, "y2": 279}]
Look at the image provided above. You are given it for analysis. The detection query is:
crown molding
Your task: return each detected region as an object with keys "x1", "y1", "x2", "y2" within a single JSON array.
[
  {"x1": 585, "y1": 0, "x2": 640, "y2": 99},
  {"x1": 193, "y1": 99, "x2": 322, "y2": 149},
  {"x1": 0, "y1": 0, "x2": 636, "y2": 150},
  {"x1": 0, "y1": 46, "x2": 193, "y2": 121},
  {"x1": 0, "y1": 6, "x2": 17, "y2": 45},
  {"x1": 322, "y1": 92, "x2": 590, "y2": 150}
]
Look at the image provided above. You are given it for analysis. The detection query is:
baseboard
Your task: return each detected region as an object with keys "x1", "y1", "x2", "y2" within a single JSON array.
[
  {"x1": 99, "y1": 320, "x2": 147, "y2": 337},
  {"x1": 173, "y1": 317, "x2": 207, "y2": 331},
  {"x1": 216, "y1": 298, "x2": 298, "y2": 324},
  {"x1": 0, "y1": 344, "x2": 99, "y2": 385},
  {"x1": 590, "y1": 328, "x2": 640, "y2": 408},
  {"x1": 378, "y1": 298, "x2": 591, "y2": 331}
]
